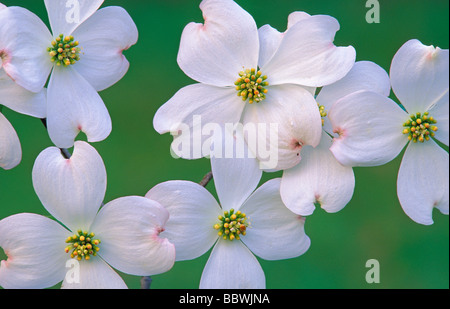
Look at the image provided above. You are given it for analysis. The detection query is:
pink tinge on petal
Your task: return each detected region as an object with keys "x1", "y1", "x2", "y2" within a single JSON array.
[
  {"x1": 261, "y1": 14, "x2": 356, "y2": 87},
  {"x1": 0, "y1": 6, "x2": 53, "y2": 92},
  {"x1": 333, "y1": 126, "x2": 347, "y2": 139},
  {"x1": 32, "y1": 141, "x2": 107, "y2": 232},
  {"x1": 390, "y1": 39, "x2": 449, "y2": 114},
  {"x1": 328, "y1": 90, "x2": 407, "y2": 167},
  {"x1": 177, "y1": 0, "x2": 259, "y2": 87},
  {"x1": 152, "y1": 226, "x2": 166, "y2": 243},
  {"x1": 297, "y1": 215, "x2": 306, "y2": 223},
  {"x1": 0, "y1": 259, "x2": 8, "y2": 268},
  {"x1": 290, "y1": 139, "x2": 303, "y2": 152},
  {"x1": 288, "y1": 138, "x2": 303, "y2": 165},
  {"x1": 280, "y1": 131, "x2": 355, "y2": 216},
  {"x1": 0, "y1": 49, "x2": 16, "y2": 83},
  {"x1": 0, "y1": 49, "x2": 10, "y2": 66},
  {"x1": 71, "y1": 6, "x2": 138, "y2": 92}
]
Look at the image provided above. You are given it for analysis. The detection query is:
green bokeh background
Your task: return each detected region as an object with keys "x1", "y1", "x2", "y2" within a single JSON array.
[{"x1": 0, "y1": 0, "x2": 448, "y2": 289}]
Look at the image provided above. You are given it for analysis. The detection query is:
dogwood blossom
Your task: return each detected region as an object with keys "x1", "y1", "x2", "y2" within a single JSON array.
[
  {"x1": 280, "y1": 60, "x2": 391, "y2": 215},
  {"x1": 146, "y1": 132, "x2": 310, "y2": 288},
  {"x1": 0, "y1": 1, "x2": 138, "y2": 148},
  {"x1": 0, "y1": 141, "x2": 175, "y2": 288},
  {"x1": 154, "y1": 0, "x2": 355, "y2": 171},
  {"x1": 328, "y1": 39, "x2": 449, "y2": 225}
]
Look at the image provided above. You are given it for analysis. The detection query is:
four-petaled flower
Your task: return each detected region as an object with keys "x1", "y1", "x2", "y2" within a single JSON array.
[
  {"x1": 0, "y1": 0, "x2": 138, "y2": 148},
  {"x1": 328, "y1": 39, "x2": 449, "y2": 225},
  {"x1": 146, "y1": 132, "x2": 310, "y2": 288},
  {"x1": 0, "y1": 142, "x2": 175, "y2": 289},
  {"x1": 154, "y1": 0, "x2": 355, "y2": 171}
]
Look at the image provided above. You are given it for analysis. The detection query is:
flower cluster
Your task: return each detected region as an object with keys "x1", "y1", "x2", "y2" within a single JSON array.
[{"x1": 0, "y1": 0, "x2": 448, "y2": 289}]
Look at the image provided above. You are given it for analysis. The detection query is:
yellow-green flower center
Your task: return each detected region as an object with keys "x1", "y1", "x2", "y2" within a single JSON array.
[
  {"x1": 402, "y1": 112, "x2": 438, "y2": 143},
  {"x1": 65, "y1": 230, "x2": 101, "y2": 261},
  {"x1": 318, "y1": 103, "x2": 327, "y2": 126},
  {"x1": 235, "y1": 68, "x2": 269, "y2": 104},
  {"x1": 48, "y1": 34, "x2": 81, "y2": 67},
  {"x1": 214, "y1": 209, "x2": 249, "y2": 241}
]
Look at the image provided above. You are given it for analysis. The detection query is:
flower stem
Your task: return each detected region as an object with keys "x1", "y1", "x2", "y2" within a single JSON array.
[
  {"x1": 140, "y1": 276, "x2": 152, "y2": 289},
  {"x1": 199, "y1": 171, "x2": 213, "y2": 187}
]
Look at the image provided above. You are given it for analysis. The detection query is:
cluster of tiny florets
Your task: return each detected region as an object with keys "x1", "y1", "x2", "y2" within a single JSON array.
[
  {"x1": 402, "y1": 112, "x2": 438, "y2": 143},
  {"x1": 235, "y1": 69, "x2": 269, "y2": 104},
  {"x1": 47, "y1": 34, "x2": 81, "y2": 67}
]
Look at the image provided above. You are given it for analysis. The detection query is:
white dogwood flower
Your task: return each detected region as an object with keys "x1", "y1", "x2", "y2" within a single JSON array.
[
  {"x1": 0, "y1": 141, "x2": 175, "y2": 289},
  {"x1": 154, "y1": 0, "x2": 355, "y2": 170},
  {"x1": 146, "y1": 132, "x2": 310, "y2": 289},
  {"x1": 328, "y1": 39, "x2": 449, "y2": 225},
  {"x1": 0, "y1": 1, "x2": 138, "y2": 148},
  {"x1": 281, "y1": 60, "x2": 391, "y2": 215}
]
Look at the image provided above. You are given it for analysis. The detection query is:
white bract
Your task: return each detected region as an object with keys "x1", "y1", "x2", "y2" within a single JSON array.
[
  {"x1": 281, "y1": 60, "x2": 391, "y2": 215},
  {"x1": 146, "y1": 132, "x2": 310, "y2": 289},
  {"x1": 328, "y1": 39, "x2": 449, "y2": 225},
  {"x1": 0, "y1": 1, "x2": 138, "y2": 148},
  {"x1": 0, "y1": 4, "x2": 46, "y2": 170},
  {"x1": 0, "y1": 141, "x2": 175, "y2": 289},
  {"x1": 153, "y1": 0, "x2": 355, "y2": 171}
]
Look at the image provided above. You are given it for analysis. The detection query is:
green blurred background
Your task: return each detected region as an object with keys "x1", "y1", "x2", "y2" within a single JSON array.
[{"x1": 0, "y1": 0, "x2": 448, "y2": 289}]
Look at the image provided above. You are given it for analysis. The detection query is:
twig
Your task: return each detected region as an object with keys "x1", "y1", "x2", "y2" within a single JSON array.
[
  {"x1": 199, "y1": 171, "x2": 213, "y2": 187},
  {"x1": 140, "y1": 276, "x2": 152, "y2": 289}
]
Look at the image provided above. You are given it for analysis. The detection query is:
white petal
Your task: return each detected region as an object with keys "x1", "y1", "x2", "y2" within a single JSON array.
[
  {"x1": 46, "y1": 66, "x2": 111, "y2": 149},
  {"x1": 0, "y1": 69, "x2": 47, "y2": 118},
  {"x1": 287, "y1": 11, "x2": 312, "y2": 28},
  {"x1": 90, "y1": 196, "x2": 175, "y2": 276},
  {"x1": 72, "y1": 6, "x2": 138, "y2": 92},
  {"x1": 316, "y1": 61, "x2": 391, "y2": 111},
  {"x1": 61, "y1": 257, "x2": 127, "y2": 289},
  {"x1": 242, "y1": 84, "x2": 322, "y2": 171},
  {"x1": 390, "y1": 39, "x2": 449, "y2": 114},
  {"x1": 257, "y1": 24, "x2": 283, "y2": 69},
  {"x1": 317, "y1": 61, "x2": 391, "y2": 134},
  {"x1": 0, "y1": 112, "x2": 21, "y2": 170},
  {"x1": 240, "y1": 178, "x2": 311, "y2": 260},
  {"x1": 0, "y1": 7, "x2": 53, "y2": 92},
  {"x1": 210, "y1": 127, "x2": 263, "y2": 210},
  {"x1": 146, "y1": 181, "x2": 221, "y2": 261},
  {"x1": 329, "y1": 90, "x2": 408, "y2": 167},
  {"x1": 427, "y1": 91, "x2": 449, "y2": 146},
  {"x1": 153, "y1": 83, "x2": 244, "y2": 159},
  {"x1": 0, "y1": 213, "x2": 70, "y2": 289},
  {"x1": 258, "y1": 11, "x2": 312, "y2": 68},
  {"x1": 177, "y1": 0, "x2": 259, "y2": 87},
  {"x1": 200, "y1": 239, "x2": 265, "y2": 289},
  {"x1": 32, "y1": 141, "x2": 106, "y2": 232},
  {"x1": 44, "y1": 0, "x2": 104, "y2": 36},
  {"x1": 281, "y1": 132, "x2": 355, "y2": 215},
  {"x1": 397, "y1": 140, "x2": 449, "y2": 225},
  {"x1": 0, "y1": 3, "x2": 5, "y2": 10},
  {"x1": 262, "y1": 15, "x2": 355, "y2": 87}
]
